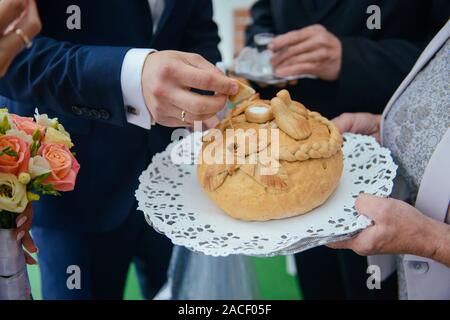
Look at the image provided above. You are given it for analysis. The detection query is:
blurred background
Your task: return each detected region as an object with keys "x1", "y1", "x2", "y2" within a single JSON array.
[
  {"x1": 213, "y1": 0, "x2": 256, "y2": 66},
  {"x1": 27, "y1": 0, "x2": 303, "y2": 300}
]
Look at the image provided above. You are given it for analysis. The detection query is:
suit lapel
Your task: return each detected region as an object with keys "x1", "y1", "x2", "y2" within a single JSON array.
[{"x1": 152, "y1": 0, "x2": 176, "y2": 41}]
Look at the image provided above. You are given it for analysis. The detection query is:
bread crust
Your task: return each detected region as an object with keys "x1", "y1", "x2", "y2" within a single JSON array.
[
  {"x1": 198, "y1": 90, "x2": 343, "y2": 221},
  {"x1": 229, "y1": 80, "x2": 256, "y2": 103}
]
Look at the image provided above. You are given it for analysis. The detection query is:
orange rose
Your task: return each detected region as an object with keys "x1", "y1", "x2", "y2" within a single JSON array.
[
  {"x1": 0, "y1": 135, "x2": 30, "y2": 175},
  {"x1": 39, "y1": 143, "x2": 80, "y2": 191},
  {"x1": 11, "y1": 114, "x2": 45, "y2": 137}
]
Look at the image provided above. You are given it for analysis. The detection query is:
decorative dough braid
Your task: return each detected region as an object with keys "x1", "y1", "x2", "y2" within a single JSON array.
[{"x1": 279, "y1": 111, "x2": 343, "y2": 162}]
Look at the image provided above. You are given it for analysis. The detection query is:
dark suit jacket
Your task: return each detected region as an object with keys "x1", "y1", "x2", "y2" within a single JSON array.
[
  {"x1": 246, "y1": 0, "x2": 449, "y2": 118},
  {"x1": 0, "y1": 0, "x2": 221, "y2": 232}
]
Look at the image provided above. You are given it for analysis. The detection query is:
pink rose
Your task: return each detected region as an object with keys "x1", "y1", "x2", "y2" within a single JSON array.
[
  {"x1": 0, "y1": 135, "x2": 30, "y2": 175},
  {"x1": 39, "y1": 143, "x2": 80, "y2": 192},
  {"x1": 11, "y1": 114, "x2": 45, "y2": 137}
]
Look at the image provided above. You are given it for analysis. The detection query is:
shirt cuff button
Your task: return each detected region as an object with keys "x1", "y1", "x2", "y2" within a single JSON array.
[{"x1": 126, "y1": 106, "x2": 139, "y2": 115}]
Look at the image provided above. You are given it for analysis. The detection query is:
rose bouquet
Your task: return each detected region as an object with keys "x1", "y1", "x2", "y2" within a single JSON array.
[{"x1": 0, "y1": 109, "x2": 79, "y2": 300}]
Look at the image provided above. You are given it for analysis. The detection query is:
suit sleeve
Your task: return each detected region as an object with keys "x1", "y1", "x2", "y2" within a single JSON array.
[
  {"x1": 180, "y1": 0, "x2": 221, "y2": 64},
  {"x1": 338, "y1": 0, "x2": 448, "y2": 115},
  {"x1": 245, "y1": 0, "x2": 276, "y2": 46},
  {"x1": 0, "y1": 36, "x2": 131, "y2": 127},
  {"x1": 337, "y1": 38, "x2": 424, "y2": 114}
]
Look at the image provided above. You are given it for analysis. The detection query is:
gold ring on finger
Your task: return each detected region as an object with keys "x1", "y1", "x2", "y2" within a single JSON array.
[
  {"x1": 14, "y1": 28, "x2": 33, "y2": 49},
  {"x1": 180, "y1": 110, "x2": 186, "y2": 123}
]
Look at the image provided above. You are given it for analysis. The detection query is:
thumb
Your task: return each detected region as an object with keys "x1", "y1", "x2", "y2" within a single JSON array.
[
  {"x1": 355, "y1": 193, "x2": 388, "y2": 220},
  {"x1": 184, "y1": 53, "x2": 238, "y2": 96}
]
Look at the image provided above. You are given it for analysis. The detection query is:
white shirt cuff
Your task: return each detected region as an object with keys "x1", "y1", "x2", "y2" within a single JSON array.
[{"x1": 120, "y1": 48, "x2": 156, "y2": 130}]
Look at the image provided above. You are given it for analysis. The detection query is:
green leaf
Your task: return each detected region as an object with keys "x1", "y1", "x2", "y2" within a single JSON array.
[
  {"x1": 42, "y1": 189, "x2": 61, "y2": 196},
  {"x1": 30, "y1": 140, "x2": 41, "y2": 157},
  {"x1": 33, "y1": 172, "x2": 50, "y2": 184},
  {"x1": 27, "y1": 173, "x2": 61, "y2": 197},
  {"x1": 0, "y1": 115, "x2": 11, "y2": 135},
  {"x1": 0, "y1": 146, "x2": 18, "y2": 157},
  {"x1": 32, "y1": 129, "x2": 41, "y2": 141}
]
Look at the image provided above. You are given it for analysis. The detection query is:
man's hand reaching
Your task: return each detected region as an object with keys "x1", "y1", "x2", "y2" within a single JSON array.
[{"x1": 142, "y1": 51, "x2": 238, "y2": 127}]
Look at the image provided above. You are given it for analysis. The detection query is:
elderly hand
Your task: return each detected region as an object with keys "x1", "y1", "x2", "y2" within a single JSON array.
[
  {"x1": 14, "y1": 204, "x2": 38, "y2": 265},
  {"x1": 332, "y1": 113, "x2": 381, "y2": 142},
  {"x1": 0, "y1": 0, "x2": 41, "y2": 77},
  {"x1": 269, "y1": 24, "x2": 342, "y2": 81},
  {"x1": 142, "y1": 50, "x2": 238, "y2": 128},
  {"x1": 328, "y1": 194, "x2": 450, "y2": 267}
]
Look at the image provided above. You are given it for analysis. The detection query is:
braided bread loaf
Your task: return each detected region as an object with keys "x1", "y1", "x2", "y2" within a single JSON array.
[{"x1": 197, "y1": 89, "x2": 343, "y2": 221}]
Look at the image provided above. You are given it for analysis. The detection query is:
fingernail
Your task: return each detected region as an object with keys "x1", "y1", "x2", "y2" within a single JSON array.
[
  {"x1": 17, "y1": 231, "x2": 25, "y2": 241},
  {"x1": 16, "y1": 216, "x2": 27, "y2": 228},
  {"x1": 230, "y1": 83, "x2": 239, "y2": 95}
]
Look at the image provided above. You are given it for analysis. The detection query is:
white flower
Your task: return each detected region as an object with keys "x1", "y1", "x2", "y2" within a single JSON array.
[
  {"x1": 34, "y1": 108, "x2": 58, "y2": 128},
  {"x1": 28, "y1": 156, "x2": 51, "y2": 178},
  {"x1": 56, "y1": 123, "x2": 70, "y2": 137},
  {"x1": 5, "y1": 128, "x2": 33, "y2": 143},
  {"x1": 43, "y1": 127, "x2": 74, "y2": 148},
  {"x1": 0, "y1": 173, "x2": 28, "y2": 213},
  {"x1": 35, "y1": 108, "x2": 72, "y2": 145}
]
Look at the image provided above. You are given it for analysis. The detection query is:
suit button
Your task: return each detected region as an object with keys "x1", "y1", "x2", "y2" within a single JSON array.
[
  {"x1": 100, "y1": 109, "x2": 110, "y2": 120},
  {"x1": 72, "y1": 106, "x2": 82, "y2": 115},
  {"x1": 408, "y1": 261, "x2": 429, "y2": 274},
  {"x1": 91, "y1": 109, "x2": 101, "y2": 119},
  {"x1": 81, "y1": 107, "x2": 92, "y2": 117}
]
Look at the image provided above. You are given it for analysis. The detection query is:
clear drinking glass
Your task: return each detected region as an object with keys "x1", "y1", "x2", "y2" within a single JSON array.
[
  {"x1": 254, "y1": 33, "x2": 274, "y2": 52},
  {"x1": 254, "y1": 33, "x2": 275, "y2": 78}
]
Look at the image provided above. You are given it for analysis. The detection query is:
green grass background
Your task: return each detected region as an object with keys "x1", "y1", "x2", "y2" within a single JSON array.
[{"x1": 28, "y1": 256, "x2": 302, "y2": 300}]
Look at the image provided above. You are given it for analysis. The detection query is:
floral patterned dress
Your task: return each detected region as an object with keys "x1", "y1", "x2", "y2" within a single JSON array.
[{"x1": 382, "y1": 38, "x2": 450, "y2": 299}]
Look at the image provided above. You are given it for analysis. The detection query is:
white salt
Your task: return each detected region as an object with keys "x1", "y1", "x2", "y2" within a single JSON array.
[{"x1": 248, "y1": 106, "x2": 269, "y2": 115}]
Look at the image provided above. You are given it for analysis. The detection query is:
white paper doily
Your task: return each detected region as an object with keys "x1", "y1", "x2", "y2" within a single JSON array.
[{"x1": 136, "y1": 133, "x2": 397, "y2": 257}]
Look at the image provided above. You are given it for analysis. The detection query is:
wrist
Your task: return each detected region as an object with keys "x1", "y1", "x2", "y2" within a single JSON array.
[
  {"x1": 141, "y1": 50, "x2": 157, "y2": 92},
  {"x1": 141, "y1": 51, "x2": 160, "y2": 124},
  {"x1": 431, "y1": 222, "x2": 450, "y2": 265},
  {"x1": 421, "y1": 216, "x2": 450, "y2": 264},
  {"x1": 121, "y1": 48, "x2": 155, "y2": 129}
]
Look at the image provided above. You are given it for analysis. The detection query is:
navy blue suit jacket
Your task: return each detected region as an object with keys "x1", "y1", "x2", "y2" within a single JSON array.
[
  {"x1": 0, "y1": 0, "x2": 221, "y2": 232},
  {"x1": 246, "y1": 0, "x2": 449, "y2": 119}
]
